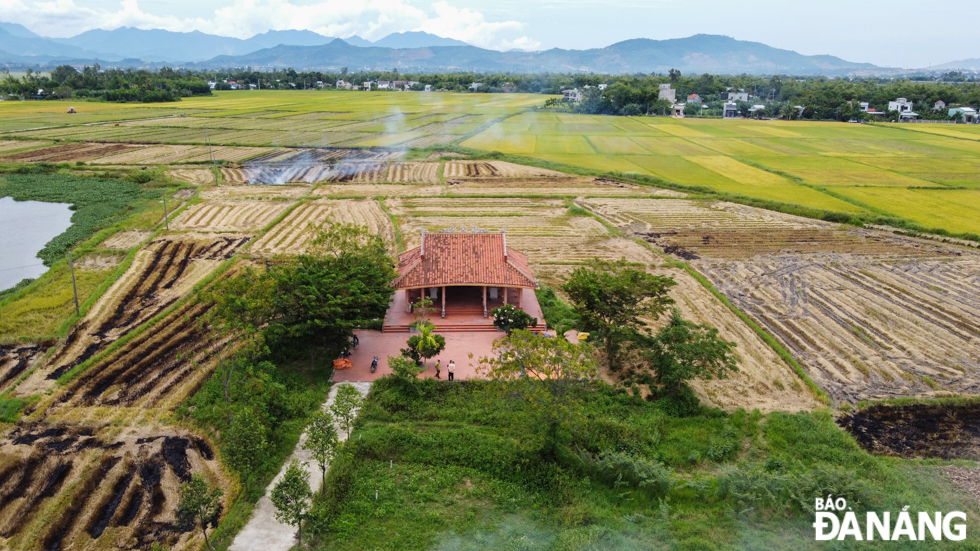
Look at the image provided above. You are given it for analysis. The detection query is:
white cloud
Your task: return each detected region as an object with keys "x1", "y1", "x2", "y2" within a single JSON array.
[{"x1": 0, "y1": 0, "x2": 541, "y2": 50}]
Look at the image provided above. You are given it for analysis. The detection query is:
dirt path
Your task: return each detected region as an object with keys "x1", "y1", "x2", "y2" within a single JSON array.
[{"x1": 229, "y1": 381, "x2": 372, "y2": 551}]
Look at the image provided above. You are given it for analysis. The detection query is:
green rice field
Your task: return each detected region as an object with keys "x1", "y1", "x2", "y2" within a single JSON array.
[{"x1": 2, "y1": 91, "x2": 979, "y2": 235}]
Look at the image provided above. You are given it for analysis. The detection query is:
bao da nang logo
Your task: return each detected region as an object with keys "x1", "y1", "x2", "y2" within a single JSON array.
[{"x1": 814, "y1": 496, "x2": 966, "y2": 541}]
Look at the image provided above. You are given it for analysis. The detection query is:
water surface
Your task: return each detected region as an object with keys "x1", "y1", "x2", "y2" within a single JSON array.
[{"x1": 0, "y1": 196, "x2": 74, "y2": 291}]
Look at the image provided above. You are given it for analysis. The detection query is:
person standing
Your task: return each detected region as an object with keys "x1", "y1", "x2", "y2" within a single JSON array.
[
  {"x1": 434, "y1": 359, "x2": 441, "y2": 379},
  {"x1": 447, "y1": 360, "x2": 455, "y2": 381}
]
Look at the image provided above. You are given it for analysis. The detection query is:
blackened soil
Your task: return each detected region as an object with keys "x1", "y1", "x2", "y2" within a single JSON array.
[{"x1": 839, "y1": 403, "x2": 980, "y2": 460}]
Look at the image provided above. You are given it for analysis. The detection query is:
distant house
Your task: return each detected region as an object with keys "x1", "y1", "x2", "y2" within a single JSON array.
[
  {"x1": 393, "y1": 80, "x2": 407, "y2": 90},
  {"x1": 658, "y1": 83, "x2": 676, "y2": 103},
  {"x1": 207, "y1": 81, "x2": 217, "y2": 90},
  {"x1": 562, "y1": 88, "x2": 582, "y2": 103},
  {"x1": 723, "y1": 101, "x2": 739, "y2": 119},
  {"x1": 598, "y1": 83, "x2": 608, "y2": 91},
  {"x1": 888, "y1": 98, "x2": 914, "y2": 113},
  {"x1": 248, "y1": 84, "x2": 257, "y2": 90},
  {"x1": 407, "y1": 81, "x2": 419, "y2": 89},
  {"x1": 749, "y1": 104, "x2": 767, "y2": 113},
  {"x1": 935, "y1": 100, "x2": 947, "y2": 110},
  {"x1": 377, "y1": 80, "x2": 390, "y2": 89},
  {"x1": 363, "y1": 81, "x2": 373, "y2": 91},
  {"x1": 687, "y1": 94, "x2": 702, "y2": 104},
  {"x1": 228, "y1": 81, "x2": 238, "y2": 90},
  {"x1": 722, "y1": 89, "x2": 749, "y2": 102},
  {"x1": 336, "y1": 80, "x2": 347, "y2": 89},
  {"x1": 898, "y1": 111, "x2": 919, "y2": 122},
  {"x1": 859, "y1": 102, "x2": 870, "y2": 112},
  {"x1": 672, "y1": 103, "x2": 686, "y2": 117},
  {"x1": 865, "y1": 108, "x2": 886, "y2": 116},
  {"x1": 424, "y1": 84, "x2": 432, "y2": 92},
  {"x1": 949, "y1": 107, "x2": 978, "y2": 123},
  {"x1": 469, "y1": 83, "x2": 483, "y2": 92}
]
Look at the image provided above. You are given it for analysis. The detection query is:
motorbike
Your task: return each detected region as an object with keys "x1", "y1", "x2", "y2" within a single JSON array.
[{"x1": 371, "y1": 356, "x2": 379, "y2": 373}]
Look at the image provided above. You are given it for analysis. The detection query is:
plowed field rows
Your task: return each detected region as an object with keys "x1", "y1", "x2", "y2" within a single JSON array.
[
  {"x1": 328, "y1": 199, "x2": 398, "y2": 253},
  {"x1": 172, "y1": 200, "x2": 293, "y2": 231},
  {"x1": 201, "y1": 184, "x2": 309, "y2": 199},
  {"x1": 386, "y1": 162, "x2": 441, "y2": 183},
  {"x1": 91, "y1": 145, "x2": 193, "y2": 165},
  {"x1": 180, "y1": 147, "x2": 270, "y2": 163},
  {"x1": 17, "y1": 235, "x2": 247, "y2": 393},
  {"x1": 698, "y1": 253, "x2": 980, "y2": 403},
  {"x1": 314, "y1": 183, "x2": 444, "y2": 197},
  {"x1": 444, "y1": 160, "x2": 567, "y2": 179},
  {"x1": 0, "y1": 421, "x2": 227, "y2": 551}
]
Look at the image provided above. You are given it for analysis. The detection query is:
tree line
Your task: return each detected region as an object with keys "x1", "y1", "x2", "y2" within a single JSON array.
[{"x1": 0, "y1": 65, "x2": 212, "y2": 102}]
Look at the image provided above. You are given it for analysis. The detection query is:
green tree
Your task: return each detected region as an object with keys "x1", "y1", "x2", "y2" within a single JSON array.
[
  {"x1": 271, "y1": 460, "x2": 313, "y2": 547},
  {"x1": 403, "y1": 321, "x2": 446, "y2": 366},
  {"x1": 388, "y1": 354, "x2": 426, "y2": 380},
  {"x1": 562, "y1": 258, "x2": 676, "y2": 370},
  {"x1": 478, "y1": 329, "x2": 599, "y2": 459},
  {"x1": 301, "y1": 410, "x2": 339, "y2": 493},
  {"x1": 490, "y1": 304, "x2": 538, "y2": 334},
  {"x1": 176, "y1": 474, "x2": 223, "y2": 551},
  {"x1": 264, "y1": 223, "x2": 395, "y2": 366},
  {"x1": 647, "y1": 309, "x2": 739, "y2": 395},
  {"x1": 225, "y1": 408, "x2": 268, "y2": 490},
  {"x1": 330, "y1": 384, "x2": 363, "y2": 440}
]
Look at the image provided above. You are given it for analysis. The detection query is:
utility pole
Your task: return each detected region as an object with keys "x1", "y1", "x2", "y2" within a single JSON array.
[
  {"x1": 163, "y1": 190, "x2": 169, "y2": 230},
  {"x1": 68, "y1": 250, "x2": 79, "y2": 316},
  {"x1": 205, "y1": 127, "x2": 215, "y2": 164}
]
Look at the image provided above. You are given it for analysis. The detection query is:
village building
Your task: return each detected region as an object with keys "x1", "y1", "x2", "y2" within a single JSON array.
[
  {"x1": 336, "y1": 80, "x2": 348, "y2": 88},
  {"x1": 385, "y1": 230, "x2": 546, "y2": 332},
  {"x1": 672, "y1": 103, "x2": 686, "y2": 117},
  {"x1": 424, "y1": 84, "x2": 432, "y2": 92},
  {"x1": 562, "y1": 88, "x2": 583, "y2": 103},
  {"x1": 723, "y1": 101, "x2": 739, "y2": 118},
  {"x1": 377, "y1": 80, "x2": 391, "y2": 89},
  {"x1": 658, "y1": 83, "x2": 676, "y2": 103},
  {"x1": 363, "y1": 81, "x2": 373, "y2": 90},
  {"x1": 949, "y1": 107, "x2": 978, "y2": 123},
  {"x1": 888, "y1": 98, "x2": 914, "y2": 113},
  {"x1": 722, "y1": 89, "x2": 749, "y2": 102},
  {"x1": 935, "y1": 100, "x2": 947, "y2": 110},
  {"x1": 687, "y1": 94, "x2": 702, "y2": 104},
  {"x1": 468, "y1": 83, "x2": 483, "y2": 92}
]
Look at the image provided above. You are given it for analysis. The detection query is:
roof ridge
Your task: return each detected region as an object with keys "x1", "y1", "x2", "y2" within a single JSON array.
[{"x1": 506, "y1": 257, "x2": 536, "y2": 287}]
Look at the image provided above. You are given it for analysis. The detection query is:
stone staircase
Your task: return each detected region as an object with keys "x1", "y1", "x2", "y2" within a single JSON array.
[{"x1": 383, "y1": 303, "x2": 547, "y2": 334}]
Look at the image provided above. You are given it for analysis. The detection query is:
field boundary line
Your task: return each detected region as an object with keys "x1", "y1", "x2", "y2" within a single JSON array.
[
  {"x1": 574, "y1": 200, "x2": 831, "y2": 406},
  {"x1": 377, "y1": 197, "x2": 404, "y2": 253},
  {"x1": 0, "y1": 114, "x2": 190, "y2": 136},
  {"x1": 869, "y1": 121, "x2": 980, "y2": 143}
]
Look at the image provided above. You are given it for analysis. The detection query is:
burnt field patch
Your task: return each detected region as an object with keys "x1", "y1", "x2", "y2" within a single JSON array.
[
  {"x1": 839, "y1": 403, "x2": 980, "y2": 460},
  {"x1": 28, "y1": 235, "x2": 246, "y2": 387},
  {"x1": 0, "y1": 345, "x2": 47, "y2": 393},
  {"x1": 0, "y1": 423, "x2": 224, "y2": 550}
]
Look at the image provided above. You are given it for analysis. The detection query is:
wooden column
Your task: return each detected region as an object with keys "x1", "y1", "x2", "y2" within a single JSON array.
[
  {"x1": 503, "y1": 287, "x2": 508, "y2": 306},
  {"x1": 483, "y1": 286, "x2": 487, "y2": 317},
  {"x1": 442, "y1": 286, "x2": 446, "y2": 318},
  {"x1": 518, "y1": 288, "x2": 523, "y2": 308},
  {"x1": 406, "y1": 289, "x2": 412, "y2": 313}
]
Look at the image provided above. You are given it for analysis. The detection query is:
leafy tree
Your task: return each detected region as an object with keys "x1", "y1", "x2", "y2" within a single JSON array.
[
  {"x1": 224, "y1": 408, "x2": 268, "y2": 490},
  {"x1": 403, "y1": 321, "x2": 446, "y2": 366},
  {"x1": 478, "y1": 329, "x2": 599, "y2": 459},
  {"x1": 271, "y1": 460, "x2": 313, "y2": 547},
  {"x1": 490, "y1": 304, "x2": 538, "y2": 334},
  {"x1": 330, "y1": 384, "x2": 363, "y2": 440},
  {"x1": 388, "y1": 354, "x2": 426, "y2": 380},
  {"x1": 301, "y1": 410, "x2": 339, "y2": 493},
  {"x1": 647, "y1": 309, "x2": 739, "y2": 394},
  {"x1": 264, "y1": 223, "x2": 395, "y2": 365},
  {"x1": 562, "y1": 259, "x2": 676, "y2": 369},
  {"x1": 176, "y1": 474, "x2": 223, "y2": 551}
]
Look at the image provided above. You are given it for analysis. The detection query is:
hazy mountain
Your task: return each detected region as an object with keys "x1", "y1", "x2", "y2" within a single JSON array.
[
  {"x1": 0, "y1": 22, "x2": 40, "y2": 38},
  {"x1": 341, "y1": 35, "x2": 374, "y2": 47},
  {"x1": 0, "y1": 27, "x2": 109, "y2": 59},
  {"x1": 200, "y1": 34, "x2": 880, "y2": 75},
  {"x1": 930, "y1": 58, "x2": 980, "y2": 71},
  {"x1": 372, "y1": 31, "x2": 469, "y2": 49}
]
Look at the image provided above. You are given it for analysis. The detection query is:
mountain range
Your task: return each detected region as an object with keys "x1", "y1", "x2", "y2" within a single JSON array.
[{"x1": 0, "y1": 22, "x2": 973, "y2": 75}]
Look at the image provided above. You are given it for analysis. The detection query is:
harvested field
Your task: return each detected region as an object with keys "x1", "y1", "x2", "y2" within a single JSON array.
[
  {"x1": 0, "y1": 422, "x2": 227, "y2": 551},
  {"x1": 840, "y1": 403, "x2": 980, "y2": 460},
  {"x1": 1, "y1": 143, "x2": 139, "y2": 163},
  {"x1": 314, "y1": 183, "x2": 445, "y2": 197},
  {"x1": 251, "y1": 201, "x2": 334, "y2": 256},
  {"x1": 325, "y1": 162, "x2": 386, "y2": 183},
  {"x1": 179, "y1": 146, "x2": 270, "y2": 163},
  {"x1": 99, "y1": 230, "x2": 152, "y2": 250},
  {"x1": 449, "y1": 176, "x2": 684, "y2": 196},
  {"x1": 91, "y1": 145, "x2": 198, "y2": 165},
  {"x1": 699, "y1": 253, "x2": 980, "y2": 403},
  {"x1": 386, "y1": 162, "x2": 441, "y2": 184},
  {"x1": 200, "y1": 184, "x2": 309, "y2": 200},
  {"x1": 0, "y1": 140, "x2": 48, "y2": 152},
  {"x1": 17, "y1": 234, "x2": 247, "y2": 394},
  {"x1": 74, "y1": 254, "x2": 123, "y2": 272},
  {"x1": 172, "y1": 199, "x2": 294, "y2": 231},
  {"x1": 321, "y1": 199, "x2": 397, "y2": 254},
  {"x1": 167, "y1": 168, "x2": 214, "y2": 185}
]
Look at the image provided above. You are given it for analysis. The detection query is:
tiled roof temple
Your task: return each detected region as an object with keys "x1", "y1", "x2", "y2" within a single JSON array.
[{"x1": 393, "y1": 231, "x2": 537, "y2": 289}]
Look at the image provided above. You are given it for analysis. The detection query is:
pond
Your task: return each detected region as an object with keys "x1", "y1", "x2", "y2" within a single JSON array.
[{"x1": 0, "y1": 196, "x2": 74, "y2": 292}]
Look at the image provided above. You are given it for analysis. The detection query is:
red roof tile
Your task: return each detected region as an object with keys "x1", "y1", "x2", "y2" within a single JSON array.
[{"x1": 394, "y1": 232, "x2": 537, "y2": 289}]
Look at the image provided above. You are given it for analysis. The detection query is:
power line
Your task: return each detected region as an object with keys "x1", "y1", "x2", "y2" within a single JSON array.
[{"x1": 0, "y1": 262, "x2": 44, "y2": 272}]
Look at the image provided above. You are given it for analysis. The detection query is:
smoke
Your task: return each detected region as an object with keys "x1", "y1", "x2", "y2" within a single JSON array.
[{"x1": 242, "y1": 147, "x2": 395, "y2": 185}]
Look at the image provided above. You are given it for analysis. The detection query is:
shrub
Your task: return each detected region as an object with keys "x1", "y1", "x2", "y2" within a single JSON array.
[{"x1": 490, "y1": 303, "x2": 537, "y2": 334}]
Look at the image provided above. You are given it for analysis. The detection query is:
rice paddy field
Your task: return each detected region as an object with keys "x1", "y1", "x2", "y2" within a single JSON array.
[{"x1": 4, "y1": 91, "x2": 980, "y2": 550}]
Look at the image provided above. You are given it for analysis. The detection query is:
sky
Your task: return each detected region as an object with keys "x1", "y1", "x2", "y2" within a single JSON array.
[{"x1": 2, "y1": 0, "x2": 978, "y2": 68}]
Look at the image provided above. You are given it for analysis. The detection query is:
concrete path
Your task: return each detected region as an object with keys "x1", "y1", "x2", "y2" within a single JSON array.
[{"x1": 229, "y1": 381, "x2": 372, "y2": 551}]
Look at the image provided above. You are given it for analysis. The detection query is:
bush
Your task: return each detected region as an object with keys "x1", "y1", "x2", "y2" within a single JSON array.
[
  {"x1": 584, "y1": 449, "x2": 675, "y2": 497},
  {"x1": 490, "y1": 303, "x2": 537, "y2": 334}
]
